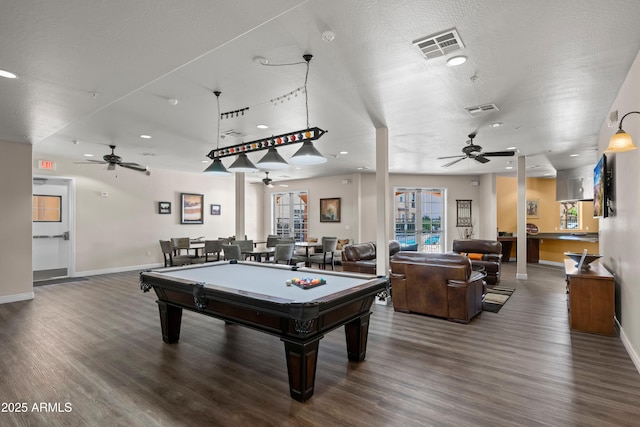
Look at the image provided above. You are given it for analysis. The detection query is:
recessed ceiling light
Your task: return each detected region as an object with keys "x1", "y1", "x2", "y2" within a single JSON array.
[
  {"x1": 84, "y1": 154, "x2": 94, "y2": 157},
  {"x1": 490, "y1": 122, "x2": 503, "y2": 128},
  {"x1": 446, "y1": 55, "x2": 467, "y2": 66},
  {"x1": 507, "y1": 146, "x2": 517, "y2": 150},
  {"x1": 140, "y1": 134, "x2": 152, "y2": 139},
  {"x1": 0, "y1": 69, "x2": 18, "y2": 79},
  {"x1": 339, "y1": 151, "x2": 348, "y2": 155},
  {"x1": 201, "y1": 160, "x2": 209, "y2": 163},
  {"x1": 570, "y1": 153, "x2": 580, "y2": 157},
  {"x1": 505, "y1": 166, "x2": 513, "y2": 170},
  {"x1": 256, "y1": 124, "x2": 269, "y2": 129}
]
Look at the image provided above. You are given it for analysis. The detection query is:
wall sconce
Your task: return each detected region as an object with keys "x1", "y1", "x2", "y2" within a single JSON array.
[{"x1": 606, "y1": 111, "x2": 639, "y2": 153}]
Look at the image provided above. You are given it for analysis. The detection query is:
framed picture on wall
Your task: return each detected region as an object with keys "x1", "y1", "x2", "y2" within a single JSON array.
[
  {"x1": 211, "y1": 204, "x2": 221, "y2": 215},
  {"x1": 180, "y1": 193, "x2": 204, "y2": 224},
  {"x1": 320, "y1": 198, "x2": 341, "y2": 222},
  {"x1": 158, "y1": 201, "x2": 171, "y2": 215},
  {"x1": 527, "y1": 199, "x2": 539, "y2": 218}
]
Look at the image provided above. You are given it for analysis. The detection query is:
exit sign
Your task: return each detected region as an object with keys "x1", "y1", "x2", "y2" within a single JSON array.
[{"x1": 37, "y1": 159, "x2": 56, "y2": 170}]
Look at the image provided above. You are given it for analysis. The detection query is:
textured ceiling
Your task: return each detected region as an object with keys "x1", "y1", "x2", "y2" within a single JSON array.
[{"x1": 3, "y1": 0, "x2": 640, "y2": 184}]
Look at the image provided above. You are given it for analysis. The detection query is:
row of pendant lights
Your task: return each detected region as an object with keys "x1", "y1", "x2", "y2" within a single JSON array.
[{"x1": 203, "y1": 140, "x2": 326, "y2": 176}]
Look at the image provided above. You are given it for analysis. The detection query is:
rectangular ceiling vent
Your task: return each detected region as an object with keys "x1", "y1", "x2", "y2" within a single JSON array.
[
  {"x1": 412, "y1": 28, "x2": 465, "y2": 60},
  {"x1": 221, "y1": 129, "x2": 245, "y2": 138},
  {"x1": 465, "y1": 103, "x2": 500, "y2": 115}
]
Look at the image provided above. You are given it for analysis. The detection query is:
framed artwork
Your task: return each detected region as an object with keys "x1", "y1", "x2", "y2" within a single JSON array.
[
  {"x1": 158, "y1": 201, "x2": 171, "y2": 215},
  {"x1": 211, "y1": 204, "x2": 221, "y2": 215},
  {"x1": 320, "y1": 197, "x2": 341, "y2": 222},
  {"x1": 180, "y1": 193, "x2": 204, "y2": 224},
  {"x1": 527, "y1": 199, "x2": 539, "y2": 218}
]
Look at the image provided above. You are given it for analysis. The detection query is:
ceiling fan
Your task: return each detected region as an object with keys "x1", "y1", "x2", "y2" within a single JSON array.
[
  {"x1": 437, "y1": 132, "x2": 515, "y2": 168},
  {"x1": 262, "y1": 172, "x2": 274, "y2": 188},
  {"x1": 76, "y1": 145, "x2": 150, "y2": 175}
]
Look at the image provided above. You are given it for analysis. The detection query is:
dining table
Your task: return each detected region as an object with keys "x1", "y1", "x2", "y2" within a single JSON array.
[
  {"x1": 294, "y1": 241, "x2": 324, "y2": 266},
  {"x1": 241, "y1": 247, "x2": 276, "y2": 262}
]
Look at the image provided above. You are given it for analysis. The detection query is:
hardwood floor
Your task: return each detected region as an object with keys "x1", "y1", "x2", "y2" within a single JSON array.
[{"x1": 1, "y1": 262, "x2": 639, "y2": 426}]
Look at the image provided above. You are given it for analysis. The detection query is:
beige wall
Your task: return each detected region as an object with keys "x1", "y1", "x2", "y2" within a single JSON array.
[
  {"x1": 0, "y1": 141, "x2": 33, "y2": 302},
  {"x1": 599, "y1": 48, "x2": 640, "y2": 370}
]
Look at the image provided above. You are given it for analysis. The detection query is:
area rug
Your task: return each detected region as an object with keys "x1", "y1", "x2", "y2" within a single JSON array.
[{"x1": 483, "y1": 286, "x2": 515, "y2": 313}]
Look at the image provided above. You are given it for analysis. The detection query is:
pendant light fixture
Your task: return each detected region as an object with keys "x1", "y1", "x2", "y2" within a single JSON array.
[
  {"x1": 289, "y1": 54, "x2": 327, "y2": 165},
  {"x1": 257, "y1": 147, "x2": 289, "y2": 169},
  {"x1": 228, "y1": 152, "x2": 258, "y2": 172},
  {"x1": 203, "y1": 91, "x2": 232, "y2": 176}
]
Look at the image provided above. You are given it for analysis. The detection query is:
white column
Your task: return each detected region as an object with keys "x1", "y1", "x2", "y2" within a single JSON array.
[
  {"x1": 235, "y1": 172, "x2": 245, "y2": 240},
  {"x1": 375, "y1": 127, "x2": 390, "y2": 277},
  {"x1": 516, "y1": 155, "x2": 528, "y2": 280}
]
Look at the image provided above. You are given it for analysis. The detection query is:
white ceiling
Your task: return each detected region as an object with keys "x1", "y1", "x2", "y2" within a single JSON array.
[{"x1": 3, "y1": 0, "x2": 640, "y2": 184}]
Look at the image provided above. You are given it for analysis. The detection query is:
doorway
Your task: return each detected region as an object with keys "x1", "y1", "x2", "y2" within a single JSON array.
[{"x1": 32, "y1": 176, "x2": 74, "y2": 281}]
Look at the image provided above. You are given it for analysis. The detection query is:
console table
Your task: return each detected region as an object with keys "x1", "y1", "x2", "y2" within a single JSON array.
[{"x1": 564, "y1": 259, "x2": 615, "y2": 336}]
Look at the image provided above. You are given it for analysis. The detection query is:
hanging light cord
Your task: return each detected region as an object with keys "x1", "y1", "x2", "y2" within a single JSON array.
[
  {"x1": 304, "y1": 55, "x2": 312, "y2": 129},
  {"x1": 214, "y1": 91, "x2": 221, "y2": 150}
]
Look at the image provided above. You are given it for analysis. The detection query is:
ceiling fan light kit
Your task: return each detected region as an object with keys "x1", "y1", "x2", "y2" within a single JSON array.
[{"x1": 606, "y1": 111, "x2": 639, "y2": 153}]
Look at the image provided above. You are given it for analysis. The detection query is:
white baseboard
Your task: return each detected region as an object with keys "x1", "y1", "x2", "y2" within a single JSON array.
[
  {"x1": 0, "y1": 292, "x2": 35, "y2": 305},
  {"x1": 618, "y1": 318, "x2": 640, "y2": 375},
  {"x1": 78, "y1": 262, "x2": 163, "y2": 277},
  {"x1": 515, "y1": 273, "x2": 528, "y2": 280},
  {"x1": 539, "y1": 260, "x2": 564, "y2": 267}
]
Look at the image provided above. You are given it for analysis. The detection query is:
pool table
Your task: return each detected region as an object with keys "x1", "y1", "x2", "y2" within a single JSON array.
[{"x1": 139, "y1": 260, "x2": 388, "y2": 402}]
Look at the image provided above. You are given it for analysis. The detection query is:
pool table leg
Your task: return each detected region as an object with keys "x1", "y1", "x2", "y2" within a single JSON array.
[
  {"x1": 282, "y1": 337, "x2": 322, "y2": 402},
  {"x1": 158, "y1": 301, "x2": 182, "y2": 343},
  {"x1": 344, "y1": 312, "x2": 372, "y2": 361}
]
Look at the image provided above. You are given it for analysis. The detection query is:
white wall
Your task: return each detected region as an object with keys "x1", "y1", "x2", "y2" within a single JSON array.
[
  {"x1": 0, "y1": 141, "x2": 33, "y2": 302},
  {"x1": 32, "y1": 155, "x2": 260, "y2": 275},
  {"x1": 599, "y1": 49, "x2": 640, "y2": 370}
]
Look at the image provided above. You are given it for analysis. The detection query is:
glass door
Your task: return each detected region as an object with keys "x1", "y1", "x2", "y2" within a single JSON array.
[
  {"x1": 394, "y1": 188, "x2": 445, "y2": 253},
  {"x1": 272, "y1": 191, "x2": 308, "y2": 242}
]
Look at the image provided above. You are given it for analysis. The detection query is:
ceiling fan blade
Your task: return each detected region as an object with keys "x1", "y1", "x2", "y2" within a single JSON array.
[
  {"x1": 436, "y1": 154, "x2": 466, "y2": 160},
  {"x1": 480, "y1": 150, "x2": 516, "y2": 157},
  {"x1": 119, "y1": 162, "x2": 150, "y2": 173},
  {"x1": 473, "y1": 155, "x2": 490, "y2": 164},
  {"x1": 74, "y1": 159, "x2": 108, "y2": 164},
  {"x1": 442, "y1": 157, "x2": 466, "y2": 168}
]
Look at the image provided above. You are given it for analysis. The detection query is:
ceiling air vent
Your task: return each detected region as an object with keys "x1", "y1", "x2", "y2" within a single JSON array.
[
  {"x1": 413, "y1": 28, "x2": 465, "y2": 60},
  {"x1": 221, "y1": 129, "x2": 245, "y2": 138},
  {"x1": 465, "y1": 103, "x2": 500, "y2": 116}
]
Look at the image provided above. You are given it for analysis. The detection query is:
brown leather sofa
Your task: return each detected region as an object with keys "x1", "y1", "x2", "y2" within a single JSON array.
[
  {"x1": 390, "y1": 252, "x2": 485, "y2": 323},
  {"x1": 341, "y1": 240, "x2": 401, "y2": 274},
  {"x1": 451, "y1": 239, "x2": 503, "y2": 286}
]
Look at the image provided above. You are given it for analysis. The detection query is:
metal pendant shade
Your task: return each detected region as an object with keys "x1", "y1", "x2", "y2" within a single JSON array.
[
  {"x1": 289, "y1": 141, "x2": 327, "y2": 165},
  {"x1": 203, "y1": 157, "x2": 231, "y2": 176},
  {"x1": 228, "y1": 152, "x2": 258, "y2": 172},
  {"x1": 257, "y1": 147, "x2": 289, "y2": 170}
]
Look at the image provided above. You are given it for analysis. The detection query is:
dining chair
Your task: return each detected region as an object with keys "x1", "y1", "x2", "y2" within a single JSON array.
[
  {"x1": 266, "y1": 235, "x2": 280, "y2": 248},
  {"x1": 222, "y1": 244, "x2": 242, "y2": 261},
  {"x1": 266, "y1": 243, "x2": 294, "y2": 265},
  {"x1": 234, "y1": 239, "x2": 254, "y2": 260},
  {"x1": 204, "y1": 239, "x2": 223, "y2": 262},
  {"x1": 159, "y1": 240, "x2": 192, "y2": 267},
  {"x1": 308, "y1": 237, "x2": 338, "y2": 270},
  {"x1": 171, "y1": 237, "x2": 191, "y2": 255}
]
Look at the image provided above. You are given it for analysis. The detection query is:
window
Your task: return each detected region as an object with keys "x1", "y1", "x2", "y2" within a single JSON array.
[
  {"x1": 272, "y1": 191, "x2": 308, "y2": 242},
  {"x1": 33, "y1": 195, "x2": 62, "y2": 222},
  {"x1": 394, "y1": 188, "x2": 445, "y2": 252},
  {"x1": 560, "y1": 201, "x2": 579, "y2": 229}
]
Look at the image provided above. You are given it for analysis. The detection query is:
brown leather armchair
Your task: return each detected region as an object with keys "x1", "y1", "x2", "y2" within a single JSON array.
[
  {"x1": 451, "y1": 239, "x2": 503, "y2": 286},
  {"x1": 341, "y1": 240, "x2": 401, "y2": 274},
  {"x1": 390, "y1": 252, "x2": 485, "y2": 323}
]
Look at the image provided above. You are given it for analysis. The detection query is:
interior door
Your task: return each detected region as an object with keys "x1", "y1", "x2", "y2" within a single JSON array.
[{"x1": 32, "y1": 177, "x2": 72, "y2": 281}]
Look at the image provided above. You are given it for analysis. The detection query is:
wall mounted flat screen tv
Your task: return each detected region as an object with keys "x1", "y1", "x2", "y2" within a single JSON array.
[{"x1": 593, "y1": 154, "x2": 608, "y2": 218}]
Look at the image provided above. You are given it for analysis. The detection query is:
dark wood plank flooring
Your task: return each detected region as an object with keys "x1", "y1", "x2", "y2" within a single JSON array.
[{"x1": 1, "y1": 262, "x2": 639, "y2": 426}]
